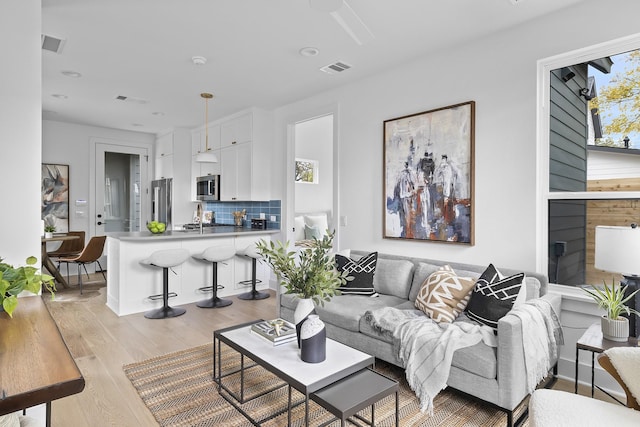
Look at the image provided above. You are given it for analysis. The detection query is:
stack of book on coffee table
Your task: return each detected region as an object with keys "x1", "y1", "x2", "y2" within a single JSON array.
[{"x1": 250, "y1": 318, "x2": 297, "y2": 346}]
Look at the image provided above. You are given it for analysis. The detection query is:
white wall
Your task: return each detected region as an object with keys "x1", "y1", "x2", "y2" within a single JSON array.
[
  {"x1": 0, "y1": 0, "x2": 41, "y2": 266},
  {"x1": 295, "y1": 114, "x2": 333, "y2": 215},
  {"x1": 274, "y1": 0, "x2": 640, "y2": 273},
  {"x1": 42, "y1": 120, "x2": 154, "y2": 240}
]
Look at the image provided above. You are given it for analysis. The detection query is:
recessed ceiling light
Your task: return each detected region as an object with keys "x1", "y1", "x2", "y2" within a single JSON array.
[
  {"x1": 51, "y1": 94, "x2": 68, "y2": 99},
  {"x1": 61, "y1": 70, "x2": 82, "y2": 78},
  {"x1": 152, "y1": 112, "x2": 165, "y2": 116},
  {"x1": 299, "y1": 47, "x2": 320, "y2": 57},
  {"x1": 192, "y1": 56, "x2": 207, "y2": 65}
]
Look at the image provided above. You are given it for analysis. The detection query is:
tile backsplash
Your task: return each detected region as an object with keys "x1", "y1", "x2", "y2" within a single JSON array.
[{"x1": 203, "y1": 200, "x2": 281, "y2": 229}]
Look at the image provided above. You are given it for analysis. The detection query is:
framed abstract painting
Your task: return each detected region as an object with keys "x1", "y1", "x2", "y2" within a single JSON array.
[
  {"x1": 383, "y1": 101, "x2": 475, "y2": 245},
  {"x1": 42, "y1": 163, "x2": 70, "y2": 233}
]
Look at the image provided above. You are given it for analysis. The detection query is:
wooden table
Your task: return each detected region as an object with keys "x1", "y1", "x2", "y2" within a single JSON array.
[
  {"x1": 575, "y1": 322, "x2": 639, "y2": 401},
  {"x1": 0, "y1": 296, "x2": 84, "y2": 426},
  {"x1": 41, "y1": 234, "x2": 80, "y2": 288}
]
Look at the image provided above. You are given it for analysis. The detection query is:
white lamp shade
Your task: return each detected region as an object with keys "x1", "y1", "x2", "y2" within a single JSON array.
[
  {"x1": 195, "y1": 151, "x2": 218, "y2": 163},
  {"x1": 594, "y1": 225, "x2": 640, "y2": 276}
]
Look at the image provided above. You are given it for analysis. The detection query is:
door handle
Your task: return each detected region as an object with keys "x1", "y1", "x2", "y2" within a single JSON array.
[{"x1": 97, "y1": 221, "x2": 103, "y2": 226}]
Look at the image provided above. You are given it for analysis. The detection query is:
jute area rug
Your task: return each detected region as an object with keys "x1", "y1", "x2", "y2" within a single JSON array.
[{"x1": 124, "y1": 344, "x2": 527, "y2": 427}]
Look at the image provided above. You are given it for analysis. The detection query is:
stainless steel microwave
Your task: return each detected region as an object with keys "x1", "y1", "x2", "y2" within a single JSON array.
[{"x1": 196, "y1": 175, "x2": 220, "y2": 201}]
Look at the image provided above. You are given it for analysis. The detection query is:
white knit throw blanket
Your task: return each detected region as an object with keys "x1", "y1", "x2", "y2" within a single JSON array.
[
  {"x1": 508, "y1": 298, "x2": 564, "y2": 393},
  {"x1": 606, "y1": 347, "x2": 640, "y2": 405},
  {"x1": 364, "y1": 307, "x2": 496, "y2": 414}
]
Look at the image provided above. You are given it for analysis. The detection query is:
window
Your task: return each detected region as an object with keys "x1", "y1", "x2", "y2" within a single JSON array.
[
  {"x1": 540, "y1": 35, "x2": 640, "y2": 286},
  {"x1": 295, "y1": 158, "x2": 319, "y2": 184}
]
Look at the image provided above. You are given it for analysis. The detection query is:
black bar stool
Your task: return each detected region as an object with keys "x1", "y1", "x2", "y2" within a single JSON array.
[
  {"x1": 236, "y1": 244, "x2": 270, "y2": 300},
  {"x1": 193, "y1": 245, "x2": 235, "y2": 308},
  {"x1": 140, "y1": 248, "x2": 190, "y2": 319}
]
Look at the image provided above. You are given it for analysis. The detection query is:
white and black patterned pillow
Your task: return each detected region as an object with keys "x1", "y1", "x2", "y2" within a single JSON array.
[
  {"x1": 335, "y1": 252, "x2": 378, "y2": 295},
  {"x1": 465, "y1": 264, "x2": 524, "y2": 331}
]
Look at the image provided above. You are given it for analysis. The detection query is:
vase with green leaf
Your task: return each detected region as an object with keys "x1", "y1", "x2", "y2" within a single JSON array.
[
  {"x1": 256, "y1": 231, "x2": 347, "y2": 346},
  {"x1": 582, "y1": 278, "x2": 640, "y2": 341},
  {"x1": 0, "y1": 256, "x2": 55, "y2": 318}
]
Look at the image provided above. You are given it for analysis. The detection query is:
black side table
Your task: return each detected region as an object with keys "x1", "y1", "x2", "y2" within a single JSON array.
[{"x1": 575, "y1": 322, "x2": 638, "y2": 402}]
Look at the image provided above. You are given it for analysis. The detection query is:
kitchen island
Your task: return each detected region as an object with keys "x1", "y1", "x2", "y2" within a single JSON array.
[{"x1": 106, "y1": 227, "x2": 279, "y2": 316}]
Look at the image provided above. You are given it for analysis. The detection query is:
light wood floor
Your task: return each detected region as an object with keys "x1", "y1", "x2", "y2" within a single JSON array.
[
  {"x1": 42, "y1": 275, "x2": 621, "y2": 426},
  {"x1": 43, "y1": 275, "x2": 279, "y2": 426}
]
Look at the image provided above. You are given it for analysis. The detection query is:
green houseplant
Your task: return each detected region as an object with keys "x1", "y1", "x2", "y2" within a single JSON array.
[
  {"x1": 255, "y1": 231, "x2": 347, "y2": 306},
  {"x1": 582, "y1": 279, "x2": 640, "y2": 341},
  {"x1": 0, "y1": 256, "x2": 55, "y2": 318}
]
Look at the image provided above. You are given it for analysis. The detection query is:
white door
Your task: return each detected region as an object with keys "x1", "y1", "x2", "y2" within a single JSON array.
[{"x1": 94, "y1": 143, "x2": 149, "y2": 237}]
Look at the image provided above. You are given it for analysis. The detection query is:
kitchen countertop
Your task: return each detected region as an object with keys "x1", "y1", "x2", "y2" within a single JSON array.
[{"x1": 107, "y1": 227, "x2": 280, "y2": 241}]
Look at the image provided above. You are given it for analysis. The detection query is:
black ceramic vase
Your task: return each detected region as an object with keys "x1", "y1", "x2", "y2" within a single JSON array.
[{"x1": 300, "y1": 315, "x2": 326, "y2": 363}]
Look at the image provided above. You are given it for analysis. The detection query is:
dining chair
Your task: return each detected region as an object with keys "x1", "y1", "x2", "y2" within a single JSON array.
[
  {"x1": 58, "y1": 235, "x2": 107, "y2": 294},
  {"x1": 48, "y1": 231, "x2": 86, "y2": 284}
]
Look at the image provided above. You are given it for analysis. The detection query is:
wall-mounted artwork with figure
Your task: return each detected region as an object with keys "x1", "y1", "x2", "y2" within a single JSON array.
[
  {"x1": 384, "y1": 101, "x2": 475, "y2": 245},
  {"x1": 42, "y1": 163, "x2": 69, "y2": 233}
]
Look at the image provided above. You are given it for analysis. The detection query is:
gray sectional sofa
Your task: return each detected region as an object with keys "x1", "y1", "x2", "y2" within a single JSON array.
[{"x1": 279, "y1": 250, "x2": 561, "y2": 426}]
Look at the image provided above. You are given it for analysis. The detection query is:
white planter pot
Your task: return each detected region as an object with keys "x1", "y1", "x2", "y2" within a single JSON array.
[
  {"x1": 601, "y1": 315, "x2": 629, "y2": 342},
  {"x1": 44, "y1": 232, "x2": 53, "y2": 239}
]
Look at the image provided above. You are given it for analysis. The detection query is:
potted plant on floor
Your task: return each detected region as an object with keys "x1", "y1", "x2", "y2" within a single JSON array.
[
  {"x1": 256, "y1": 231, "x2": 348, "y2": 358},
  {"x1": 582, "y1": 279, "x2": 640, "y2": 341},
  {"x1": 0, "y1": 256, "x2": 55, "y2": 318}
]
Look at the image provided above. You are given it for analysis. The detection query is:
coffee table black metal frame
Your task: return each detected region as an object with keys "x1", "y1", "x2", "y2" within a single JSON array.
[
  {"x1": 213, "y1": 320, "x2": 375, "y2": 426},
  {"x1": 575, "y1": 322, "x2": 638, "y2": 403}
]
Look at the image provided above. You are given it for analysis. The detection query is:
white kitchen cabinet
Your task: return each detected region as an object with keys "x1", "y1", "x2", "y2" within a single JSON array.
[
  {"x1": 220, "y1": 113, "x2": 251, "y2": 148},
  {"x1": 190, "y1": 108, "x2": 272, "y2": 201},
  {"x1": 220, "y1": 142, "x2": 252, "y2": 201},
  {"x1": 155, "y1": 132, "x2": 174, "y2": 179},
  {"x1": 191, "y1": 125, "x2": 220, "y2": 155},
  {"x1": 155, "y1": 154, "x2": 173, "y2": 179}
]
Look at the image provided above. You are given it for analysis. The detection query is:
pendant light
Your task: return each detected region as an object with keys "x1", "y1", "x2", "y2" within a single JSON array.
[{"x1": 195, "y1": 92, "x2": 218, "y2": 163}]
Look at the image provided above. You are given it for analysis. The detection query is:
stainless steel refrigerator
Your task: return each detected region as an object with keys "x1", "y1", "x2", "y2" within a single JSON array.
[{"x1": 151, "y1": 178, "x2": 172, "y2": 229}]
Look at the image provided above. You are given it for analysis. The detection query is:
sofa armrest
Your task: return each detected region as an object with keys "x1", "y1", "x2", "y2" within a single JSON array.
[{"x1": 496, "y1": 293, "x2": 562, "y2": 410}]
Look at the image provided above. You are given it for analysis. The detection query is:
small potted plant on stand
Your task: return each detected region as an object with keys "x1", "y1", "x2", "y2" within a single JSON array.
[
  {"x1": 43, "y1": 215, "x2": 57, "y2": 238},
  {"x1": 582, "y1": 279, "x2": 640, "y2": 342},
  {"x1": 1, "y1": 256, "x2": 55, "y2": 318},
  {"x1": 256, "y1": 231, "x2": 348, "y2": 362}
]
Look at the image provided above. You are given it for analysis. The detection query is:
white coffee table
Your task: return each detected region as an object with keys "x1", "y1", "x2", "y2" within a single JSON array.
[{"x1": 213, "y1": 320, "x2": 375, "y2": 426}]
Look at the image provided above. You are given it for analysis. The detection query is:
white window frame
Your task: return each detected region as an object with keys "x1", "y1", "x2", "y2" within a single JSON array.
[{"x1": 536, "y1": 33, "x2": 640, "y2": 277}]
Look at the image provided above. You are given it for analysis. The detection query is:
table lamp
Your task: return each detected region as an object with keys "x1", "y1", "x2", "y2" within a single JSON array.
[{"x1": 594, "y1": 225, "x2": 640, "y2": 337}]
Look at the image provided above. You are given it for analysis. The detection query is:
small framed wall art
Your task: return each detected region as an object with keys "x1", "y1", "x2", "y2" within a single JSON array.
[
  {"x1": 42, "y1": 163, "x2": 70, "y2": 233},
  {"x1": 383, "y1": 101, "x2": 475, "y2": 245}
]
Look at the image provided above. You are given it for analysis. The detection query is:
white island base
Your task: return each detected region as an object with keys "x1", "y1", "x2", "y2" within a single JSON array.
[{"x1": 106, "y1": 229, "x2": 278, "y2": 316}]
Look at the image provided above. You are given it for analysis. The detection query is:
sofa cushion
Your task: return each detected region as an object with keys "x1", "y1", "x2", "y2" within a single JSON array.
[
  {"x1": 466, "y1": 264, "x2": 525, "y2": 331},
  {"x1": 372, "y1": 258, "x2": 415, "y2": 299},
  {"x1": 315, "y1": 293, "x2": 407, "y2": 332},
  {"x1": 336, "y1": 252, "x2": 377, "y2": 295},
  {"x1": 415, "y1": 265, "x2": 476, "y2": 323}
]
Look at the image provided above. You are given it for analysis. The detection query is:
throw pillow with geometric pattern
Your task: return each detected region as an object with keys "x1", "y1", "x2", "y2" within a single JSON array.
[
  {"x1": 465, "y1": 263, "x2": 525, "y2": 331},
  {"x1": 335, "y1": 252, "x2": 378, "y2": 295},
  {"x1": 414, "y1": 265, "x2": 476, "y2": 323}
]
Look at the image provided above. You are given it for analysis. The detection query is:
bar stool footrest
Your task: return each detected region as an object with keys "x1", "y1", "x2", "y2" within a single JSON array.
[
  {"x1": 148, "y1": 292, "x2": 178, "y2": 301},
  {"x1": 238, "y1": 278, "x2": 263, "y2": 286}
]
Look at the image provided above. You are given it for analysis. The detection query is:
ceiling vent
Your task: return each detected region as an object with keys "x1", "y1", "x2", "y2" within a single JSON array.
[
  {"x1": 320, "y1": 61, "x2": 352, "y2": 75},
  {"x1": 41, "y1": 34, "x2": 66, "y2": 54},
  {"x1": 114, "y1": 95, "x2": 148, "y2": 104}
]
